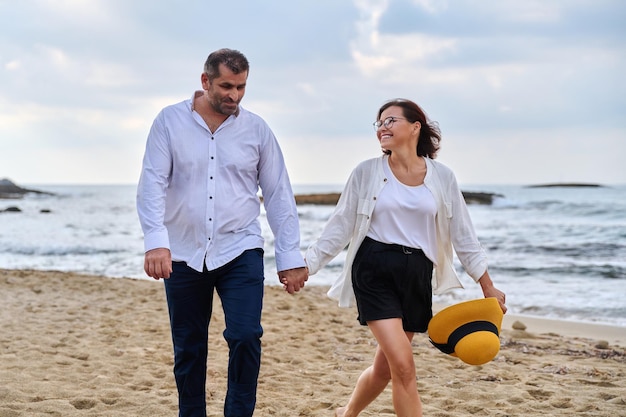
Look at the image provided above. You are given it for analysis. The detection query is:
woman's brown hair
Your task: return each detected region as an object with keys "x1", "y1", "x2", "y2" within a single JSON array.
[{"x1": 377, "y1": 99, "x2": 441, "y2": 158}]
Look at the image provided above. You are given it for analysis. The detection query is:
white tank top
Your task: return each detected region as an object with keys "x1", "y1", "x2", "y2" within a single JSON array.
[{"x1": 367, "y1": 158, "x2": 438, "y2": 264}]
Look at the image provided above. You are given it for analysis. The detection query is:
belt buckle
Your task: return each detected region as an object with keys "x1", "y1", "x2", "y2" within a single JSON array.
[{"x1": 402, "y1": 246, "x2": 413, "y2": 255}]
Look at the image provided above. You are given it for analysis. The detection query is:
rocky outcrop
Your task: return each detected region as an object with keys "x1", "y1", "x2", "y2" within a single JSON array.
[
  {"x1": 0, "y1": 178, "x2": 55, "y2": 199},
  {"x1": 292, "y1": 191, "x2": 502, "y2": 205},
  {"x1": 526, "y1": 183, "x2": 603, "y2": 188},
  {"x1": 294, "y1": 193, "x2": 342, "y2": 205},
  {"x1": 461, "y1": 191, "x2": 504, "y2": 205}
]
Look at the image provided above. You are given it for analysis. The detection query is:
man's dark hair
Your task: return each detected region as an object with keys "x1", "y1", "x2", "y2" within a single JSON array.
[{"x1": 204, "y1": 49, "x2": 249, "y2": 81}]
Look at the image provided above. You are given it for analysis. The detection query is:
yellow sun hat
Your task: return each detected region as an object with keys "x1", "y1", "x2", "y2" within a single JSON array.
[{"x1": 428, "y1": 298, "x2": 504, "y2": 366}]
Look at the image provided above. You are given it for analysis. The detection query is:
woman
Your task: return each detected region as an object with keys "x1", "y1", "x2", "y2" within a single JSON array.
[{"x1": 304, "y1": 99, "x2": 507, "y2": 417}]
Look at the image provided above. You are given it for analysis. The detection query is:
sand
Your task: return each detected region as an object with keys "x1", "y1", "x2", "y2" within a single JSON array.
[{"x1": 0, "y1": 269, "x2": 624, "y2": 417}]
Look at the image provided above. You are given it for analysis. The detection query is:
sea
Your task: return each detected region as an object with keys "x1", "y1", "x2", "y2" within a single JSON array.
[{"x1": 1, "y1": 183, "x2": 625, "y2": 328}]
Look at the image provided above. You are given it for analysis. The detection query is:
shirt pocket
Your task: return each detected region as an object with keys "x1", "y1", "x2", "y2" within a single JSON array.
[
  {"x1": 357, "y1": 198, "x2": 371, "y2": 216},
  {"x1": 356, "y1": 198, "x2": 372, "y2": 234},
  {"x1": 444, "y1": 202, "x2": 452, "y2": 218}
]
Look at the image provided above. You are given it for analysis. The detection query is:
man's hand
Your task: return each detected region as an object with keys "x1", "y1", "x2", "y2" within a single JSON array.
[
  {"x1": 144, "y1": 248, "x2": 172, "y2": 280},
  {"x1": 278, "y1": 267, "x2": 308, "y2": 294}
]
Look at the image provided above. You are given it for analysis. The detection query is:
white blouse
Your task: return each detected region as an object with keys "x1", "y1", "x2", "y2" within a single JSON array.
[{"x1": 367, "y1": 157, "x2": 438, "y2": 263}]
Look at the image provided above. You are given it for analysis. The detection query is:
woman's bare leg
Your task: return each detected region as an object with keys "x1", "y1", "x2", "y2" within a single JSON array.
[
  {"x1": 336, "y1": 318, "x2": 421, "y2": 417},
  {"x1": 369, "y1": 318, "x2": 421, "y2": 416},
  {"x1": 335, "y1": 345, "x2": 391, "y2": 417}
]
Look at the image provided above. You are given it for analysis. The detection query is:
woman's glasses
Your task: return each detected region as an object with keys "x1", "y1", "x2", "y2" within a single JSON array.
[{"x1": 373, "y1": 116, "x2": 407, "y2": 131}]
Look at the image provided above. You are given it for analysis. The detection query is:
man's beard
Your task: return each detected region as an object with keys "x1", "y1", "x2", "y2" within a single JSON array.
[{"x1": 209, "y1": 96, "x2": 238, "y2": 116}]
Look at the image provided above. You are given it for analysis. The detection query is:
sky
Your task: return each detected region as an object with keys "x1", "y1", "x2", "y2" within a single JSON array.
[{"x1": 1, "y1": 0, "x2": 624, "y2": 186}]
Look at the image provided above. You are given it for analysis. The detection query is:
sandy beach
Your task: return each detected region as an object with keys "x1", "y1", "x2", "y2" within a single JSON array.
[{"x1": 0, "y1": 269, "x2": 624, "y2": 416}]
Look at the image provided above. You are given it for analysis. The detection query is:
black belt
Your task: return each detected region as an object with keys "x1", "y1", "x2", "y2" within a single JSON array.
[
  {"x1": 390, "y1": 243, "x2": 423, "y2": 255},
  {"x1": 365, "y1": 236, "x2": 423, "y2": 255}
]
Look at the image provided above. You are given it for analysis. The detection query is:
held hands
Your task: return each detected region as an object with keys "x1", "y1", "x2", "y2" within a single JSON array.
[
  {"x1": 144, "y1": 248, "x2": 172, "y2": 280},
  {"x1": 278, "y1": 267, "x2": 309, "y2": 294}
]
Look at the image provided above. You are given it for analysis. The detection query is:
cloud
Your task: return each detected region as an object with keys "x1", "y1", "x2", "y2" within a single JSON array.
[{"x1": 0, "y1": 0, "x2": 624, "y2": 184}]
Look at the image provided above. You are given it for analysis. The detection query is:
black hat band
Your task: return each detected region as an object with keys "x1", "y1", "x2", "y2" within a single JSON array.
[{"x1": 429, "y1": 320, "x2": 499, "y2": 354}]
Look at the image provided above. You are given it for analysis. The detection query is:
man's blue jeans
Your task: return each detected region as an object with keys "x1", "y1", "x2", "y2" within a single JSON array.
[{"x1": 164, "y1": 249, "x2": 265, "y2": 417}]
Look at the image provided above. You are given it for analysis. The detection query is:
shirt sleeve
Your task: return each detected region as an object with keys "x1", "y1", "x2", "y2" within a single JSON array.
[
  {"x1": 136, "y1": 112, "x2": 172, "y2": 252},
  {"x1": 257, "y1": 128, "x2": 306, "y2": 272},
  {"x1": 446, "y1": 168, "x2": 488, "y2": 280},
  {"x1": 304, "y1": 166, "x2": 361, "y2": 275}
]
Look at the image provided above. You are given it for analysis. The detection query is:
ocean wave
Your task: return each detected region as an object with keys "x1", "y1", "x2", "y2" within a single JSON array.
[
  {"x1": 513, "y1": 242, "x2": 625, "y2": 258},
  {"x1": 516, "y1": 305, "x2": 626, "y2": 326},
  {"x1": 2, "y1": 245, "x2": 126, "y2": 256},
  {"x1": 491, "y1": 263, "x2": 626, "y2": 279}
]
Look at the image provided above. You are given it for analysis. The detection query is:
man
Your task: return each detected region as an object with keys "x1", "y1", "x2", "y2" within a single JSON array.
[{"x1": 137, "y1": 48, "x2": 308, "y2": 417}]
